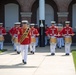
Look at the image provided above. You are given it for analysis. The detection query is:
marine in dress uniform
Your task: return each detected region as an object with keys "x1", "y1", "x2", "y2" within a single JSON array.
[
  {"x1": 35, "y1": 24, "x2": 39, "y2": 47},
  {"x1": 9, "y1": 23, "x2": 19, "y2": 51},
  {"x1": 46, "y1": 21, "x2": 58, "y2": 55},
  {"x1": 0, "y1": 23, "x2": 6, "y2": 50},
  {"x1": 57, "y1": 23, "x2": 64, "y2": 49},
  {"x1": 30, "y1": 23, "x2": 39, "y2": 54},
  {"x1": 19, "y1": 20, "x2": 31, "y2": 64},
  {"x1": 45, "y1": 24, "x2": 48, "y2": 46},
  {"x1": 12, "y1": 22, "x2": 21, "y2": 54},
  {"x1": 60, "y1": 21, "x2": 75, "y2": 55}
]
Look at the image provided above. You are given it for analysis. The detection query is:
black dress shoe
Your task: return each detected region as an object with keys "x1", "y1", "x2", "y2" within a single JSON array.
[
  {"x1": 32, "y1": 52, "x2": 34, "y2": 54},
  {"x1": 65, "y1": 53, "x2": 69, "y2": 55},
  {"x1": 22, "y1": 60, "x2": 27, "y2": 64},
  {"x1": 30, "y1": 51, "x2": 33, "y2": 53},
  {"x1": 59, "y1": 47, "x2": 61, "y2": 49},
  {"x1": 22, "y1": 60, "x2": 24, "y2": 63},
  {"x1": 17, "y1": 51, "x2": 20, "y2": 54},
  {"x1": 23, "y1": 62, "x2": 27, "y2": 64},
  {"x1": 51, "y1": 53, "x2": 55, "y2": 55},
  {"x1": 14, "y1": 49, "x2": 17, "y2": 51}
]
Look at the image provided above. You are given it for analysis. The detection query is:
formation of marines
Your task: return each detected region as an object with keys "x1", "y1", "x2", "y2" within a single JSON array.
[{"x1": 0, "y1": 20, "x2": 75, "y2": 64}]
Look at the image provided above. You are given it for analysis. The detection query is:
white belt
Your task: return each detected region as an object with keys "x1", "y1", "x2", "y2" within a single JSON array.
[
  {"x1": 50, "y1": 36, "x2": 56, "y2": 38},
  {"x1": 31, "y1": 36, "x2": 35, "y2": 38},
  {"x1": 0, "y1": 35, "x2": 2, "y2": 37},
  {"x1": 65, "y1": 35, "x2": 71, "y2": 38}
]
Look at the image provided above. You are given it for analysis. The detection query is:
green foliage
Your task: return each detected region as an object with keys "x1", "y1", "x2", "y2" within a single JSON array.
[
  {"x1": 72, "y1": 50, "x2": 76, "y2": 70},
  {"x1": 0, "y1": 49, "x2": 7, "y2": 53}
]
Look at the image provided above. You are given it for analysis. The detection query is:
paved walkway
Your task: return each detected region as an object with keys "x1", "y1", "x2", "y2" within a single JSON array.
[{"x1": 0, "y1": 46, "x2": 76, "y2": 75}]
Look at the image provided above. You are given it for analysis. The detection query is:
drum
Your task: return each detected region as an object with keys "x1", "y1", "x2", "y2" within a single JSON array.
[
  {"x1": 65, "y1": 36, "x2": 72, "y2": 43},
  {"x1": 12, "y1": 37, "x2": 18, "y2": 43},
  {"x1": 50, "y1": 36, "x2": 57, "y2": 44},
  {"x1": 0, "y1": 35, "x2": 4, "y2": 41},
  {"x1": 31, "y1": 38, "x2": 36, "y2": 43}
]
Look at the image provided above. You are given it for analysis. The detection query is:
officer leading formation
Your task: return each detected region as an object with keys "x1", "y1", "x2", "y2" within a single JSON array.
[{"x1": 0, "y1": 20, "x2": 75, "y2": 64}]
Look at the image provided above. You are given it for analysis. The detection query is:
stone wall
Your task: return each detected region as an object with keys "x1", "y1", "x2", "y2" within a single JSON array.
[{"x1": 17, "y1": 0, "x2": 73, "y2": 22}]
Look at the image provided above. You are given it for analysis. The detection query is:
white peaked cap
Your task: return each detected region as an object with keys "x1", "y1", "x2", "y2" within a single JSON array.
[
  {"x1": 58, "y1": 23, "x2": 62, "y2": 26},
  {"x1": 0, "y1": 23, "x2": 3, "y2": 25},
  {"x1": 30, "y1": 23, "x2": 35, "y2": 26},
  {"x1": 14, "y1": 22, "x2": 21, "y2": 25},
  {"x1": 51, "y1": 21, "x2": 56, "y2": 24},
  {"x1": 22, "y1": 20, "x2": 28, "y2": 23},
  {"x1": 65, "y1": 21, "x2": 70, "y2": 24}
]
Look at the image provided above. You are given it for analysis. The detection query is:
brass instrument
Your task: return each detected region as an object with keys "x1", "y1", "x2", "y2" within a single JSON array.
[{"x1": 19, "y1": 27, "x2": 30, "y2": 43}]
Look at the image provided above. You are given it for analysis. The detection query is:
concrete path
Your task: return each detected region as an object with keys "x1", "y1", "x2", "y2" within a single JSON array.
[{"x1": 0, "y1": 46, "x2": 76, "y2": 75}]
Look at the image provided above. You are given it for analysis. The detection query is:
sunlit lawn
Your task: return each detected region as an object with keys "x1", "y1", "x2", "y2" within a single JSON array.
[{"x1": 72, "y1": 50, "x2": 76, "y2": 70}]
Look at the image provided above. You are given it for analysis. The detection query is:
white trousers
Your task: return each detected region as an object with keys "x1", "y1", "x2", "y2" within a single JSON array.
[
  {"x1": 36, "y1": 37, "x2": 39, "y2": 46},
  {"x1": 50, "y1": 43, "x2": 56, "y2": 53},
  {"x1": 16, "y1": 43, "x2": 21, "y2": 52},
  {"x1": 21, "y1": 45, "x2": 29, "y2": 62},
  {"x1": 65, "y1": 43, "x2": 71, "y2": 54},
  {"x1": 57, "y1": 38, "x2": 62, "y2": 48},
  {"x1": 14, "y1": 43, "x2": 16, "y2": 50},
  {"x1": 57, "y1": 38, "x2": 64, "y2": 48},
  {"x1": 45, "y1": 36, "x2": 48, "y2": 45},
  {"x1": 61, "y1": 38, "x2": 64, "y2": 46},
  {"x1": 12, "y1": 41, "x2": 16, "y2": 50},
  {"x1": 30, "y1": 43, "x2": 36, "y2": 52},
  {"x1": 0, "y1": 42, "x2": 3, "y2": 50}
]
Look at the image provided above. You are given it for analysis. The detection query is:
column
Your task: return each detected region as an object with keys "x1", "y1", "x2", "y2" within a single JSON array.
[
  {"x1": 20, "y1": 12, "x2": 32, "y2": 22},
  {"x1": 57, "y1": 12, "x2": 69, "y2": 24},
  {"x1": 39, "y1": 0, "x2": 45, "y2": 47}
]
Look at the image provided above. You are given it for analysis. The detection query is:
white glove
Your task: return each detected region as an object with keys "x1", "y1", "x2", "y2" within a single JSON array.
[{"x1": 14, "y1": 34, "x2": 18, "y2": 37}]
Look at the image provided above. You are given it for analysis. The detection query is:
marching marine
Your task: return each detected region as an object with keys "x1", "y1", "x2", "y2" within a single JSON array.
[
  {"x1": 60, "y1": 21, "x2": 75, "y2": 55},
  {"x1": 9, "y1": 23, "x2": 17, "y2": 51},
  {"x1": 19, "y1": 20, "x2": 31, "y2": 64},
  {"x1": 0, "y1": 23, "x2": 6, "y2": 50},
  {"x1": 46, "y1": 21, "x2": 58, "y2": 55},
  {"x1": 45, "y1": 24, "x2": 49, "y2": 46},
  {"x1": 12, "y1": 22, "x2": 21, "y2": 54},
  {"x1": 35, "y1": 24, "x2": 39, "y2": 47},
  {"x1": 30, "y1": 23, "x2": 39, "y2": 54},
  {"x1": 57, "y1": 23, "x2": 64, "y2": 49}
]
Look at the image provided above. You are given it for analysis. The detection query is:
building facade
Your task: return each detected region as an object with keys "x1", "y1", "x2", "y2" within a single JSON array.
[{"x1": 0, "y1": 0, "x2": 76, "y2": 43}]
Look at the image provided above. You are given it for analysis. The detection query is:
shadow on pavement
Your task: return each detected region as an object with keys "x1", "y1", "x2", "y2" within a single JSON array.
[{"x1": 0, "y1": 64, "x2": 38, "y2": 69}]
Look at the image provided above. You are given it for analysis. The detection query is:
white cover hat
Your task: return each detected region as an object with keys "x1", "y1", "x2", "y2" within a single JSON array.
[
  {"x1": 65, "y1": 21, "x2": 70, "y2": 24},
  {"x1": 22, "y1": 20, "x2": 28, "y2": 24},
  {"x1": 51, "y1": 21, "x2": 55, "y2": 24},
  {"x1": 30, "y1": 23, "x2": 35, "y2": 26},
  {"x1": 14, "y1": 22, "x2": 21, "y2": 25},
  {"x1": 0, "y1": 23, "x2": 3, "y2": 25}
]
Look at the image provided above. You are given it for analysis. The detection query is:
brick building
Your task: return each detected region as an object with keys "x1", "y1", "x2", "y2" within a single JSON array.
[{"x1": 0, "y1": 0, "x2": 76, "y2": 43}]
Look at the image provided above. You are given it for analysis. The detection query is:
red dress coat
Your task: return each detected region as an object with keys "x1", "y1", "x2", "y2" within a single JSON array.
[
  {"x1": 31, "y1": 27, "x2": 39, "y2": 37},
  {"x1": 0, "y1": 27, "x2": 6, "y2": 35},
  {"x1": 46, "y1": 26, "x2": 58, "y2": 36},
  {"x1": 19, "y1": 28, "x2": 31, "y2": 45},
  {"x1": 60, "y1": 26, "x2": 74, "y2": 36}
]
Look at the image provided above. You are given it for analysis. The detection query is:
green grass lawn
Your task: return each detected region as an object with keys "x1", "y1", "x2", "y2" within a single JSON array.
[
  {"x1": 0, "y1": 49, "x2": 7, "y2": 53},
  {"x1": 72, "y1": 50, "x2": 76, "y2": 70}
]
